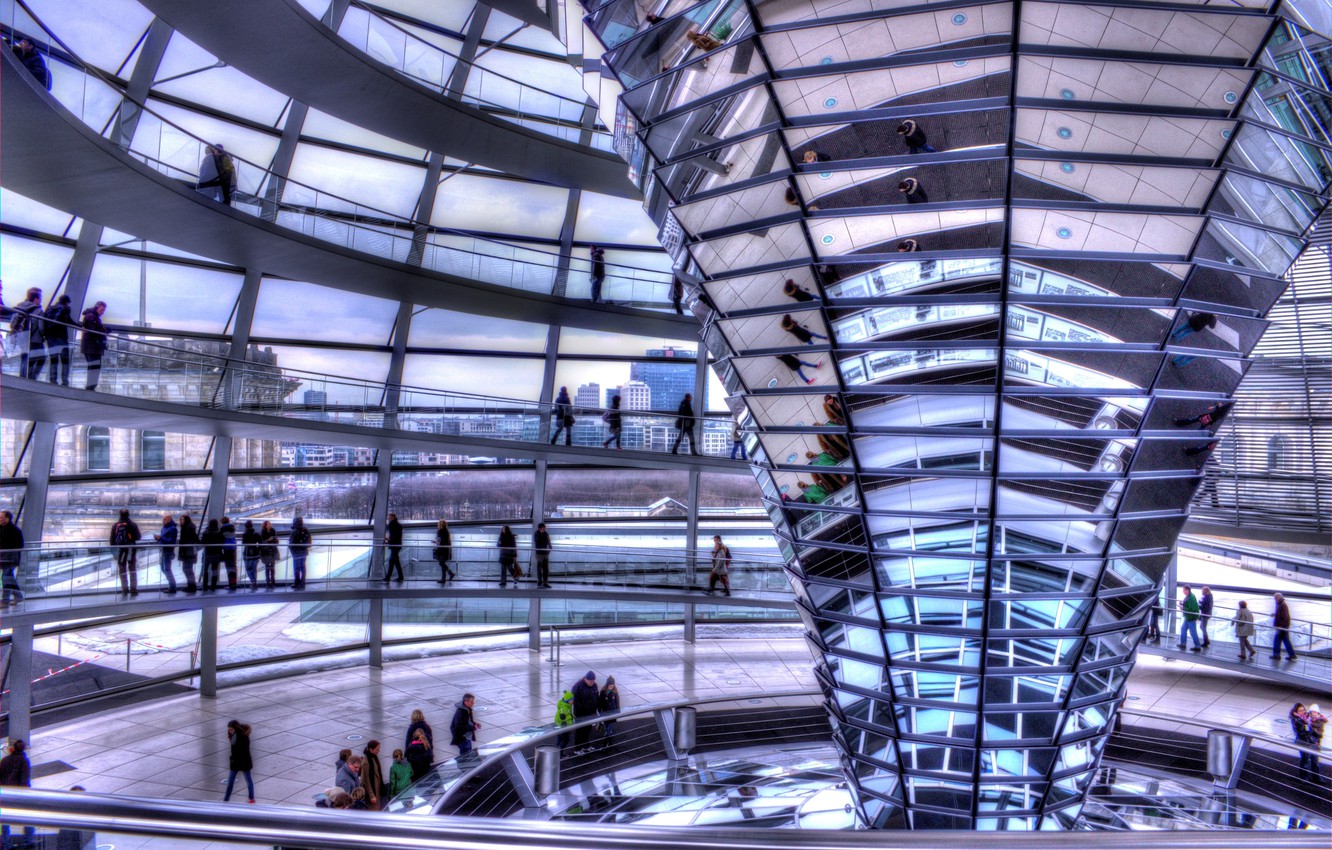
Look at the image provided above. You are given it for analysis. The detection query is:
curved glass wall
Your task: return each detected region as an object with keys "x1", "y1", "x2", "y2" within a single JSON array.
[{"x1": 581, "y1": 0, "x2": 1332, "y2": 831}]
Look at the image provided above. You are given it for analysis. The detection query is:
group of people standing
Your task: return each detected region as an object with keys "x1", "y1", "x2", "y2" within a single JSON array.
[
  {"x1": 555, "y1": 671, "x2": 621, "y2": 755},
  {"x1": 5, "y1": 286, "x2": 109, "y2": 389},
  {"x1": 105, "y1": 510, "x2": 312, "y2": 595}
]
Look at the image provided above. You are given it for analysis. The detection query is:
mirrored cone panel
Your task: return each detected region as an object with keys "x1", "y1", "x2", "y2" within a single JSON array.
[{"x1": 582, "y1": 0, "x2": 1332, "y2": 829}]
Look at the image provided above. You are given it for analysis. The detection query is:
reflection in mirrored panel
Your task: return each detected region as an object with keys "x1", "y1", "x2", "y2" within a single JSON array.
[{"x1": 585, "y1": 0, "x2": 1332, "y2": 830}]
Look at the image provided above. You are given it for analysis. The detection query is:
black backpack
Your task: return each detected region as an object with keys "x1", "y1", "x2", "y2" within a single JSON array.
[{"x1": 112, "y1": 522, "x2": 133, "y2": 546}]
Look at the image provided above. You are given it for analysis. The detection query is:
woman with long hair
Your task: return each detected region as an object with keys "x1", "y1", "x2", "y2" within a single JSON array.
[
  {"x1": 223, "y1": 720, "x2": 255, "y2": 803},
  {"x1": 177, "y1": 515, "x2": 199, "y2": 593},
  {"x1": 498, "y1": 526, "x2": 518, "y2": 588}
]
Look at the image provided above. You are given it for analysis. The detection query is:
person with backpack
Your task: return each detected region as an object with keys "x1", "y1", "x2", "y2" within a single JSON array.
[
  {"x1": 289, "y1": 517, "x2": 311, "y2": 589},
  {"x1": 601, "y1": 395, "x2": 623, "y2": 451},
  {"x1": 153, "y1": 514, "x2": 179, "y2": 593},
  {"x1": 42, "y1": 294, "x2": 73, "y2": 386},
  {"x1": 80, "y1": 301, "x2": 109, "y2": 391},
  {"x1": 197, "y1": 144, "x2": 238, "y2": 205},
  {"x1": 10, "y1": 287, "x2": 45, "y2": 380},
  {"x1": 549, "y1": 386, "x2": 573, "y2": 446},
  {"x1": 109, "y1": 509, "x2": 142, "y2": 595},
  {"x1": 177, "y1": 514, "x2": 199, "y2": 593}
]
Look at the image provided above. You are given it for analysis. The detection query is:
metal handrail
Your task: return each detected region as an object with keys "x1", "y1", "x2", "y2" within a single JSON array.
[
  {"x1": 5, "y1": 787, "x2": 1327, "y2": 849},
  {"x1": 5, "y1": 2, "x2": 672, "y2": 295}
]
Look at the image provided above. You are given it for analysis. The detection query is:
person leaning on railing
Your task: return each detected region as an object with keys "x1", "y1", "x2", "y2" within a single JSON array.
[{"x1": 0, "y1": 510, "x2": 25, "y2": 607}]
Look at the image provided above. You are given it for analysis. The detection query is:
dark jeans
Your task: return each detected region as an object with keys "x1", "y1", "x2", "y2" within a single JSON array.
[
  {"x1": 117, "y1": 547, "x2": 138, "y2": 593},
  {"x1": 180, "y1": 556, "x2": 198, "y2": 591},
  {"x1": 590, "y1": 275, "x2": 604, "y2": 303},
  {"x1": 1200, "y1": 615, "x2": 1211, "y2": 645},
  {"x1": 244, "y1": 556, "x2": 259, "y2": 589},
  {"x1": 262, "y1": 557, "x2": 276, "y2": 587},
  {"x1": 671, "y1": 429, "x2": 697, "y2": 454},
  {"x1": 224, "y1": 769, "x2": 254, "y2": 801},
  {"x1": 21, "y1": 343, "x2": 45, "y2": 380},
  {"x1": 1273, "y1": 628, "x2": 1296, "y2": 659},
  {"x1": 202, "y1": 552, "x2": 220, "y2": 590},
  {"x1": 384, "y1": 546, "x2": 403, "y2": 580},
  {"x1": 730, "y1": 441, "x2": 747, "y2": 460},
  {"x1": 550, "y1": 421, "x2": 571, "y2": 445},
  {"x1": 46, "y1": 340, "x2": 70, "y2": 384},
  {"x1": 574, "y1": 718, "x2": 595, "y2": 747},
  {"x1": 535, "y1": 555, "x2": 550, "y2": 586},
  {"x1": 223, "y1": 550, "x2": 238, "y2": 589},
  {"x1": 161, "y1": 552, "x2": 177, "y2": 591},
  {"x1": 292, "y1": 552, "x2": 308, "y2": 586}
]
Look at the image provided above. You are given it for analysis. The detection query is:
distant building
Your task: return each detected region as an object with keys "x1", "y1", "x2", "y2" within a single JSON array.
[
  {"x1": 632, "y1": 346, "x2": 696, "y2": 412},
  {"x1": 574, "y1": 382, "x2": 601, "y2": 410},
  {"x1": 618, "y1": 380, "x2": 652, "y2": 411}
]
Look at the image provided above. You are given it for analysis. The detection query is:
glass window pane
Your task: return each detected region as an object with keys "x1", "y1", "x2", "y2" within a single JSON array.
[
  {"x1": 86, "y1": 255, "x2": 244, "y2": 333},
  {"x1": 252, "y1": 278, "x2": 399, "y2": 344}
]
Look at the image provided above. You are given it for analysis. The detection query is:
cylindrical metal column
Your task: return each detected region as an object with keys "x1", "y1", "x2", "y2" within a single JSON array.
[
  {"x1": 673, "y1": 706, "x2": 696, "y2": 754},
  {"x1": 534, "y1": 746, "x2": 561, "y2": 797},
  {"x1": 7, "y1": 623, "x2": 34, "y2": 744},
  {"x1": 200, "y1": 607, "x2": 218, "y2": 698},
  {"x1": 1206, "y1": 730, "x2": 1233, "y2": 782}
]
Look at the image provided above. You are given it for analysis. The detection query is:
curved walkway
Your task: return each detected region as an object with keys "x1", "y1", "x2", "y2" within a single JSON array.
[
  {"x1": 136, "y1": 0, "x2": 635, "y2": 197},
  {"x1": 0, "y1": 377, "x2": 747, "y2": 474},
  {"x1": 3, "y1": 570, "x2": 1328, "y2": 693},
  {"x1": 0, "y1": 50, "x2": 687, "y2": 340}
]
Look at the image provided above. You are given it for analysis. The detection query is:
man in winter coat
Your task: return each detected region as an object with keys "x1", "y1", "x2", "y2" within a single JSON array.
[
  {"x1": 571, "y1": 671, "x2": 601, "y2": 752},
  {"x1": 449, "y1": 693, "x2": 481, "y2": 760},
  {"x1": 11, "y1": 39, "x2": 51, "y2": 89},
  {"x1": 335, "y1": 755, "x2": 363, "y2": 794},
  {"x1": 1272, "y1": 592, "x2": 1297, "y2": 661},
  {"x1": 11, "y1": 287, "x2": 45, "y2": 379},
  {"x1": 154, "y1": 514, "x2": 179, "y2": 593},
  {"x1": 671, "y1": 393, "x2": 699, "y2": 456},
  {"x1": 0, "y1": 510, "x2": 25, "y2": 606},
  {"x1": 80, "y1": 301, "x2": 109, "y2": 390},
  {"x1": 42, "y1": 294, "x2": 73, "y2": 386}
]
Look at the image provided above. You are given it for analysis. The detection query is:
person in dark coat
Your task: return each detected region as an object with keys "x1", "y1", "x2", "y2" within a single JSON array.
[
  {"x1": 898, "y1": 177, "x2": 928, "y2": 204},
  {"x1": 80, "y1": 301, "x2": 109, "y2": 390},
  {"x1": 200, "y1": 518, "x2": 224, "y2": 592},
  {"x1": 220, "y1": 517, "x2": 239, "y2": 591},
  {"x1": 780, "y1": 314, "x2": 828, "y2": 345},
  {"x1": 549, "y1": 386, "x2": 573, "y2": 446},
  {"x1": 0, "y1": 510, "x2": 25, "y2": 606},
  {"x1": 597, "y1": 676, "x2": 621, "y2": 748},
  {"x1": 671, "y1": 393, "x2": 699, "y2": 456},
  {"x1": 405, "y1": 730, "x2": 432, "y2": 781},
  {"x1": 42, "y1": 294, "x2": 74, "y2": 386},
  {"x1": 783, "y1": 278, "x2": 816, "y2": 302},
  {"x1": 449, "y1": 693, "x2": 481, "y2": 760},
  {"x1": 433, "y1": 519, "x2": 454, "y2": 583},
  {"x1": 258, "y1": 520, "x2": 279, "y2": 589},
  {"x1": 533, "y1": 523, "x2": 552, "y2": 589},
  {"x1": 288, "y1": 517, "x2": 311, "y2": 589},
  {"x1": 196, "y1": 144, "x2": 237, "y2": 205},
  {"x1": 589, "y1": 246, "x2": 606, "y2": 304},
  {"x1": 0, "y1": 739, "x2": 34, "y2": 846},
  {"x1": 383, "y1": 513, "x2": 404, "y2": 582},
  {"x1": 777, "y1": 353, "x2": 821, "y2": 385},
  {"x1": 11, "y1": 287, "x2": 45, "y2": 379},
  {"x1": 404, "y1": 709, "x2": 434, "y2": 759},
  {"x1": 110, "y1": 508, "x2": 142, "y2": 595},
  {"x1": 1272, "y1": 592, "x2": 1296, "y2": 660},
  {"x1": 896, "y1": 119, "x2": 936, "y2": 154},
  {"x1": 1199, "y1": 586, "x2": 1214, "y2": 647},
  {"x1": 497, "y1": 525, "x2": 518, "y2": 587},
  {"x1": 223, "y1": 720, "x2": 255, "y2": 803},
  {"x1": 177, "y1": 514, "x2": 199, "y2": 593},
  {"x1": 570, "y1": 671, "x2": 601, "y2": 752},
  {"x1": 12, "y1": 38, "x2": 51, "y2": 90},
  {"x1": 241, "y1": 520, "x2": 260, "y2": 590},
  {"x1": 671, "y1": 275, "x2": 685, "y2": 315},
  {"x1": 601, "y1": 395, "x2": 623, "y2": 451}
]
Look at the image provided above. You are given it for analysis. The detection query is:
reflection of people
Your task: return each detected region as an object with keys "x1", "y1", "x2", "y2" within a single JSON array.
[
  {"x1": 783, "y1": 278, "x2": 817, "y2": 302},
  {"x1": 777, "y1": 354, "x2": 821, "y2": 384},
  {"x1": 1169, "y1": 312, "x2": 1217, "y2": 366},
  {"x1": 802, "y1": 149, "x2": 831, "y2": 164},
  {"x1": 1175, "y1": 401, "x2": 1232, "y2": 430},
  {"x1": 822, "y1": 394, "x2": 845, "y2": 426},
  {"x1": 671, "y1": 276, "x2": 685, "y2": 315},
  {"x1": 784, "y1": 186, "x2": 801, "y2": 207},
  {"x1": 897, "y1": 239, "x2": 920, "y2": 253},
  {"x1": 780, "y1": 314, "x2": 828, "y2": 345},
  {"x1": 685, "y1": 29, "x2": 723, "y2": 51},
  {"x1": 896, "y1": 119, "x2": 937, "y2": 154},
  {"x1": 899, "y1": 177, "x2": 928, "y2": 204},
  {"x1": 12, "y1": 38, "x2": 51, "y2": 90},
  {"x1": 797, "y1": 480, "x2": 829, "y2": 503}
]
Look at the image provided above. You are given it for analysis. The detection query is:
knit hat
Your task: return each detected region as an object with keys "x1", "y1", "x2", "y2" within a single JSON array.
[{"x1": 585, "y1": 670, "x2": 596, "y2": 681}]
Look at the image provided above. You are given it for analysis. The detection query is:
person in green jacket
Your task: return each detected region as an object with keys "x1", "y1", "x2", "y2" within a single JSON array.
[
  {"x1": 387, "y1": 748, "x2": 413, "y2": 800},
  {"x1": 554, "y1": 689, "x2": 575, "y2": 751},
  {"x1": 1178, "y1": 585, "x2": 1202, "y2": 651},
  {"x1": 798, "y1": 480, "x2": 829, "y2": 504}
]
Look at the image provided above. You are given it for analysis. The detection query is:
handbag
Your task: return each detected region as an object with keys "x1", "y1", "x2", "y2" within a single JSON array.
[
  {"x1": 564, "y1": 414, "x2": 576, "y2": 426},
  {"x1": 510, "y1": 561, "x2": 523, "y2": 579}
]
